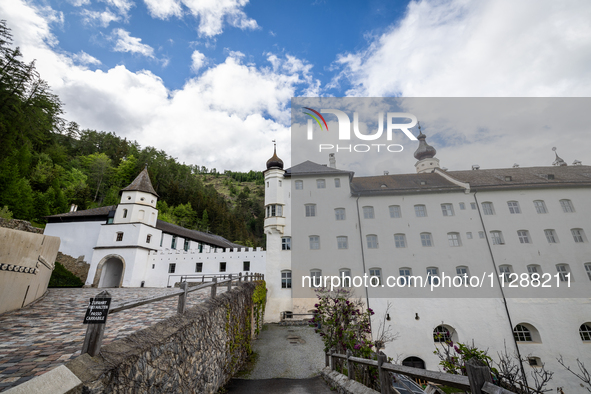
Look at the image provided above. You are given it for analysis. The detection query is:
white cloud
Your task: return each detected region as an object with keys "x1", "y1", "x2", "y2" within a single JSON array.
[
  {"x1": 71, "y1": 51, "x2": 102, "y2": 66},
  {"x1": 144, "y1": 0, "x2": 259, "y2": 37},
  {"x1": 67, "y1": 0, "x2": 91, "y2": 6},
  {"x1": 99, "y1": 0, "x2": 135, "y2": 18},
  {"x1": 190, "y1": 50, "x2": 206, "y2": 72},
  {"x1": 111, "y1": 28, "x2": 155, "y2": 57},
  {"x1": 333, "y1": 0, "x2": 591, "y2": 97},
  {"x1": 80, "y1": 9, "x2": 120, "y2": 27}
]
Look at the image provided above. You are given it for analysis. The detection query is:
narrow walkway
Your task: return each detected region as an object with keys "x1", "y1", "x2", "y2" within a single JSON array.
[
  {"x1": 0, "y1": 287, "x2": 220, "y2": 392},
  {"x1": 224, "y1": 377, "x2": 334, "y2": 393}
]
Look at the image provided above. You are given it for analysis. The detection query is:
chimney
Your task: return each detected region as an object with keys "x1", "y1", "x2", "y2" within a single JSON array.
[
  {"x1": 70, "y1": 204, "x2": 78, "y2": 212},
  {"x1": 384, "y1": 171, "x2": 389, "y2": 175},
  {"x1": 328, "y1": 153, "x2": 336, "y2": 168},
  {"x1": 472, "y1": 165, "x2": 480, "y2": 170}
]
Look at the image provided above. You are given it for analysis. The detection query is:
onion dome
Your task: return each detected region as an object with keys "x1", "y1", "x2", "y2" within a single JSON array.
[
  {"x1": 266, "y1": 144, "x2": 284, "y2": 170},
  {"x1": 413, "y1": 125, "x2": 437, "y2": 161}
]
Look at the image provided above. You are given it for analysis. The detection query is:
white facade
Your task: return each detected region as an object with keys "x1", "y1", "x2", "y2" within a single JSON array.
[{"x1": 264, "y1": 149, "x2": 591, "y2": 390}]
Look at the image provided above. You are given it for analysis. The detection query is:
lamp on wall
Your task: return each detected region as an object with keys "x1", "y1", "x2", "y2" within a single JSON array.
[{"x1": 415, "y1": 313, "x2": 420, "y2": 320}]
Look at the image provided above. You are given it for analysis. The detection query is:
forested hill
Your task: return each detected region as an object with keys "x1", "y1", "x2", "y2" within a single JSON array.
[{"x1": 0, "y1": 21, "x2": 265, "y2": 247}]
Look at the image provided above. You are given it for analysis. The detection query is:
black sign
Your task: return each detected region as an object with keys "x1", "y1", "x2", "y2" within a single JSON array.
[{"x1": 83, "y1": 297, "x2": 111, "y2": 324}]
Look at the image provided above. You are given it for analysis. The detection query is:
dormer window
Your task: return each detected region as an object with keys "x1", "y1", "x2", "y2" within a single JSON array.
[
  {"x1": 505, "y1": 176, "x2": 512, "y2": 181},
  {"x1": 547, "y1": 174, "x2": 555, "y2": 180},
  {"x1": 420, "y1": 180, "x2": 426, "y2": 185}
]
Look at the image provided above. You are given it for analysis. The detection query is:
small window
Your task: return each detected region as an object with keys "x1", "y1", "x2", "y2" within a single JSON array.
[
  {"x1": 513, "y1": 324, "x2": 532, "y2": 342},
  {"x1": 335, "y1": 208, "x2": 346, "y2": 220},
  {"x1": 507, "y1": 201, "x2": 521, "y2": 214},
  {"x1": 505, "y1": 176, "x2": 512, "y2": 182},
  {"x1": 160, "y1": 233, "x2": 164, "y2": 247},
  {"x1": 196, "y1": 262, "x2": 203, "y2": 272},
  {"x1": 544, "y1": 229, "x2": 559, "y2": 243},
  {"x1": 459, "y1": 202, "x2": 465, "y2": 210},
  {"x1": 107, "y1": 218, "x2": 114, "y2": 224},
  {"x1": 491, "y1": 231, "x2": 504, "y2": 245},
  {"x1": 116, "y1": 232, "x2": 124, "y2": 242},
  {"x1": 414, "y1": 205, "x2": 427, "y2": 217},
  {"x1": 310, "y1": 269, "x2": 322, "y2": 287},
  {"x1": 339, "y1": 269, "x2": 351, "y2": 287},
  {"x1": 220, "y1": 262, "x2": 226, "y2": 272},
  {"x1": 528, "y1": 357, "x2": 541, "y2": 367},
  {"x1": 499, "y1": 265, "x2": 513, "y2": 281},
  {"x1": 482, "y1": 202, "x2": 495, "y2": 215},
  {"x1": 152, "y1": 264, "x2": 155, "y2": 269},
  {"x1": 572, "y1": 228, "x2": 587, "y2": 243},
  {"x1": 560, "y1": 199, "x2": 575, "y2": 213},
  {"x1": 580, "y1": 323, "x2": 591, "y2": 341},
  {"x1": 316, "y1": 179, "x2": 326, "y2": 189},
  {"x1": 168, "y1": 263, "x2": 176, "y2": 273},
  {"x1": 434, "y1": 325, "x2": 451, "y2": 342},
  {"x1": 470, "y1": 202, "x2": 477, "y2": 210},
  {"x1": 366, "y1": 234, "x2": 378, "y2": 249},
  {"x1": 394, "y1": 234, "x2": 406, "y2": 248},
  {"x1": 243, "y1": 261, "x2": 250, "y2": 271},
  {"x1": 171, "y1": 236, "x2": 177, "y2": 249},
  {"x1": 389, "y1": 205, "x2": 401, "y2": 218},
  {"x1": 266, "y1": 182, "x2": 269, "y2": 187},
  {"x1": 282, "y1": 237, "x2": 291, "y2": 250},
  {"x1": 127, "y1": 196, "x2": 131, "y2": 200},
  {"x1": 399, "y1": 268, "x2": 412, "y2": 286},
  {"x1": 585, "y1": 263, "x2": 591, "y2": 281},
  {"x1": 337, "y1": 236, "x2": 348, "y2": 249},
  {"x1": 122, "y1": 209, "x2": 128, "y2": 218},
  {"x1": 426, "y1": 267, "x2": 439, "y2": 285},
  {"x1": 334, "y1": 178, "x2": 341, "y2": 188},
  {"x1": 441, "y1": 203, "x2": 454, "y2": 216},
  {"x1": 295, "y1": 180, "x2": 303, "y2": 190},
  {"x1": 305, "y1": 204, "x2": 317, "y2": 217},
  {"x1": 309, "y1": 236, "x2": 320, "y2": 250},
  {"x1": 146, "y1": 234, "x2": 152, "y2": 243},
  {"x1": 140, "y1": 197, "x2": 145, "y2": 201},
  {"x1": 184, "y1": 239, "x2": 190, "y2": 251},
  {"x1": 517, "y1": 230, "x2": 531, "y2": 244},
  {"x1": 363, "y1": 206, "x2": 375, "y2": 219},
  {"x1": 279, "y1": 180, "x2": 282, "y2": 187},
  {"x1": 466, "y1": 232, "x2": 473, "y2": 239},
  {"x1": 456, "y1": 266, "x2": 469, "y2": 284},
  {"x1": 547, "y1": 174, "x2": 555, "y2": 180},
  {"x1": 369, "y1": 268, "x2": 382, "y2": 286},
  {"x1": 527, "y1": 265, "x2": 542, "y2": 278},
  {"x1": 534, "y1": 200, "x2": 547, "y2": 214},
  {"x1": 556, "y1": 264, "x2": 570, "y2": 282},
  {"x1": 448, "y1": 232, "x2": 461, "y2": 247},
  {"x1": 281, "y1": 270, "x2": 292, "y2": 288},
  {"x1": 478, "y1": 231, "x2": 485, "y2": 239},
  {"x1": 420, "y1": 233, "x2": 433, "y2": 247}
]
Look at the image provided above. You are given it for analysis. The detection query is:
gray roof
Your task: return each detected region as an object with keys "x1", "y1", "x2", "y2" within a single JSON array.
[
  {"x1": 156, "y1": 220, "x2": 244, "y2": 249},
  {"x1": 47, "y1": 205, "x2": 116, "y2": 220},
  {"x1": 121, "y1": 167, "x2": 159, "y2": 197},
  {"x1": 351, "y1": 173, "x2": 463, "y2": 196},
  {"x1": 285, "y1": 160, "x2": 354, "y2": 179}
]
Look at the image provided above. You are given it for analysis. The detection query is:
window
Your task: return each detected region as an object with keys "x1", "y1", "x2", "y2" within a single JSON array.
[
  {"x1": 243, "y1": 261, "x2": 250, "y2": 271},
  {"x1": 448, "y1": 233, "x2": 461, "y2": 247},
  {"x1": 184, "y1": 239, "x2": 190, "y2": 251},
  {"x1": 456, "y1": 266, "x2": 469, "y2": 284},
  {"x1": 281, "y1": 270, "x2": 292, "y2": 289},
  {"x1": 420, "y1": 233, "x2": 433, "y2": 247},
  {"x1": 138, "y1": 210, "x2": 145, "y2": 220},
  {"x1": 528, "y1": 357, "x2": 541, "y2": 367},
  {"x1": 123, "y1": 209, "x2": 128, "y2": 218},
  {"x1": 427, "y1": 267, "x2": 439, "y2": 285},
  {"x1": 316, "y1": 179, "x2": 326, "y2": 189},
  {"x1": 441, "y1": 203, "x2": 454, "y2": 216},
  {"x1": 499, "y1": 265, "x2": 513, "y2": 281},
  {"x1": 560, "y1": 199, "x2": 575, "y2": 213},
  {"x1": 482, "y1": 202, "x2": 495, "y2": 215},
  {"x1": 389, "y1": 205, "x2": 401, "y2": 218},
  {"x1": 334, "y1": 178, "x2": 341, "y2": 188},
  {"x1": 340, "y1": 269, "x2": 351, "y2": 287},
  {"x1": 281, "y1": 237, "x2": 291, "y2": 250},
  {"x1": 556, "y1": 264, "x2": 570, "y2": 282},
  {"x1": 305, "y1": 204, "x2": 316, "y2": 217},
  {"x1": 491, "y1": 231, "x2": 504, "y2": 245},
  {"x1": 196, "y1": 263, "x2": 203, "y2": 272},
  {"x1": 394, "y1": 234, "x2": 406, "y2": 248},
  {"x1": 363, "y1": 206, "x2": 375, "y2": 219},
  {"x1": 517, "y1": 230, "x2": 531, "y2": 244},
  {"x1": 309, "y1": 236, "x2": 320, "y2": 250},
  {"x1": 507, "y1": 201, "x2": 521, "y2": 214},
  {"x1": 116, "y1": 232, "x2": 124, "y2": 242},
  {"x1": 478, "y1": 231, "x2": 485, "y2": 239},
  {"x1": 544, "y1": 229, "x2": 558, "y2": 243},
  {"x1": 146, "y1": 234, "x2": 152, "y2": 243},
  {"x1": 459, "y1": 202, "x2": 466, "y2": 210},
  {"x1": 160, "y1": 233, "x2": 164, "y2": 247},
  {"x1": 295, "y1": 180, "x2": 303, "y2": 190},
  {"x1": 433, "y1": 326, "x2": 451, "y2": 342},
  {"x1": 533, "y1": 200, "x2": 547, "y2": 214},
  {"x1": 369, "y1": 268, "x2": 382, "y2": 286},
  {"x1": 399, "y1": 268, "x2": 412, "y2": 286},
  {"x1": 466, "y1": 232, "x2": 473, "y2": 239},
  {"x1": 266, "y1": 204, "x2": 283, "y2": 217},
  {"x1": 279, "y1": 180, "x2": 282, "y2": 187},
  {"x1": 527, "y1": 265, "x2": 542, "y2": 279},
  {"x1": 572, "y1": 229, "x2": 587, "y2": 243},
  {"x1": 335, "y1": 208, "x2": 346, "y2": 220},
  {"x1": 366, "y1": 234, "x2": 378, "y2": 249},
  {"x1": 580, "y1": 324, "x2": 591, "y2": 341},
  {"x1": 219, "y1": 262, "x2": 226, "y2": 272},
  {"x1": 310, "y1": 269, "x2": 322, "y2": 287},
  {"x1": 168, "y1": 263, "x2": 176, "y2": 273},
  {"x1": 470, "y1": 202, "x2": 477, "y2": 210},
  {"x1": 586, "y1": 263, "x2": 591, "y2": 281},
  {"x1": 513, "y1": 324, "x2": 532, "y2": 342},
  {"x1": 171, "y1": 236, "x2": 177, "y2": 249},
  {"x1": 414, "y1": 205, "x2": 427, "y2": 217},
  {"x1": 337, "y1": 236, "x2": 348, "y2": 249}
]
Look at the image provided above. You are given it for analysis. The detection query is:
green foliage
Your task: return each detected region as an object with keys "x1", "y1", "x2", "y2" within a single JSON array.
[
  {"x1": 0, "y1": 205, "x2": 13, "y2": 219},
  {"x1": 48, "y1": 262, "x2": 84, "y2": 287},
  {"x1": 433, "y1": 339, "x2": 496, "y2": 377},
  {"x1": 252, "y1": 280, "x2": 267, "y2": 336}
]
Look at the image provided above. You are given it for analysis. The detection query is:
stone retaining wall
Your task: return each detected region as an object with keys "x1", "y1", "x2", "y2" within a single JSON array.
[
  {"x1": 55, "y1": 252, "x2": 90, "y2": 283},
  {"x1": 0, "y1": 218, "x2": 43, "y2": 234},
  {"x1": 321, "y1": 367, "x2": 381, "y2": 394}
]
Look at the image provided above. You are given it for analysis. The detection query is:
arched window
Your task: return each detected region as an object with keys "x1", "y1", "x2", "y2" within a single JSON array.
[
  {"x1": 507, "y1": 201, "x2": 521, "y2": 214},
  {"x1": 448, "y1": 232, "x2": 461, "y2": 247},
  {"x1": 366, "y1": 234, "x2": 378, "y2": 249},
  {"x1": 369, "y1": 268, "x2": 382, "y2": 286},
  {"x1": 339, "y1": 268, "x2": 351, "y2": 287},
  {"x1": 560, "y1": 199, "x2": 575, "y2": 213},
  {"x1": 481, "y1": 202, "x2": 495, "y2": 215},
  {"x1": 310, "y1": 269, "x2": 322, "y2": 287},
  {"x1": 433, "y1": 325, "x2": 452, "y2": 343},
  {"x1": 420, "y1": 233, "x2": 433, "y2": 247},
  {"x1": 363, "y1": 206, "x2": 375, "y2": 219},
  {"x1": 394, "y1": 234, "x2": 406, "y2": 248},
  {"x1": 499, "y1": 265, "x2": 513, "y2": 281},
  {"x1": 580, "y1": 323, "x2": 591, "y2": 341},
  {"x1": 513, "y1": 324, "x2": 533, "y2": 342},
  {"x1": 281, "y1": 270, "x2": 292, "y2": 289},
  {"x1": 414, "y1": 204, "x2": 427, "y2": 217},
  {"x1": 402, "y1": 357, "x2": 425, "y2": 369},
  {"x1": 122, "y1": 209, "x2": 128, "y2": 218}
]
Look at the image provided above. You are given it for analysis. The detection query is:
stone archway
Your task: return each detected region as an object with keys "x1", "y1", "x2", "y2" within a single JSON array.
[
  {"x1": 402, "y1": 356, "x2": 425, "y2": 369},
  {"x1": 93, "y1": 254, "x2": 126, "y2": 288}
]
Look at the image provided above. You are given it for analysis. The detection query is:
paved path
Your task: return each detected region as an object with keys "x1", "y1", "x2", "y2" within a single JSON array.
[
  {"x1": 224, "y1": 377, "x2": 334, "y2": 393},
  {"x1": 0, "y1": 287, "x2": 219, "y2": 392}
]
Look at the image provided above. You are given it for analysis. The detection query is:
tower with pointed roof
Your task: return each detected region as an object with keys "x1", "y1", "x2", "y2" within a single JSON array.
[
  {"x1": 114, "y1": 166, "x2": 159, "y2": 227},
  {"x1": 413, "y1": 123, "x2": 440, "y2": 174}
]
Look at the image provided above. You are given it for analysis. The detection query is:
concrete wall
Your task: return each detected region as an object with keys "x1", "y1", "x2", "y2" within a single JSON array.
[
  {"x1": 0, "y1": 228, "x2": 60, "y2": 314},
  {"x1": 43, "y1": 221, "x2": 102, "y2": 262}
]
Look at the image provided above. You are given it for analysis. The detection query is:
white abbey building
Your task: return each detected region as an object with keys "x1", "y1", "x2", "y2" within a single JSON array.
[
  {"x1": 264, "y1": 135, "x2": 591, "y2": 390},
  {"x1": 44, "y1": 167, "x2": 265, "y2": 288}
]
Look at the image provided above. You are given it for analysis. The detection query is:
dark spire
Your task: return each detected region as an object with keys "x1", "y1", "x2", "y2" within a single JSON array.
[
  {"x1": 552, "y1": 147, "x2": 567, "y2": 166},
  {"x1": 266, "y1": 140, "x2": 284, "y2": 170},
  {"x1": 121, "y1": 167, "x2": 159, "y2": 196},
  {"x1": 413, "y1": 122, "x2": 437, "y2": 161}
]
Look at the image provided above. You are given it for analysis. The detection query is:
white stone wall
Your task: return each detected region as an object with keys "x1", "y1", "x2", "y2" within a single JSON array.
[{"x1": 44, "y1": 221, "x2": 103, "y2": 261}]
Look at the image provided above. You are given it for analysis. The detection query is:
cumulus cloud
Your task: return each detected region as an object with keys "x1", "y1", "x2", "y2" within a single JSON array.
[
  {"x1": 67, "y1": 0, "x2": 90, "y2": 6},
  {"x1": 71, "y1": 50, "x2": 102, "y2": 66},
  {"x1": 80, "y1": 9, "x2": 120, "y2": 27},
  {"x1": 143, "y1": 0, "x2": 259, "y2": 37},
  {"x1": 190, "y1": 50, "x2": 206, "y2": 72},
  {"x1": 332, "y1": 0, "x2": 591, "y2": 97},
  {"x1": 99, "y1": 0, "x2": 135, "y2": 18},
  {"x1": 111, "y1": 28, "x2": 155, "y2": 57}
]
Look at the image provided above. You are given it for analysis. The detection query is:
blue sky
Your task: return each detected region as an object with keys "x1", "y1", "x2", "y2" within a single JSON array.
[{"x1": 1, "y1": 0, "x2": 590, "y2": 172}]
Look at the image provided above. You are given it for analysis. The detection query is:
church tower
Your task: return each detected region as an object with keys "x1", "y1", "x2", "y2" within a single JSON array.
[
  {"x1": 264, "y1": 144, "x2": 286, "y2": 235},
  {"x1": 114, "y1": 166, "x2": 159, "y2": 227},
  {"x1": 413, "y1": 124, "x2": 440, "y2": 174}
]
